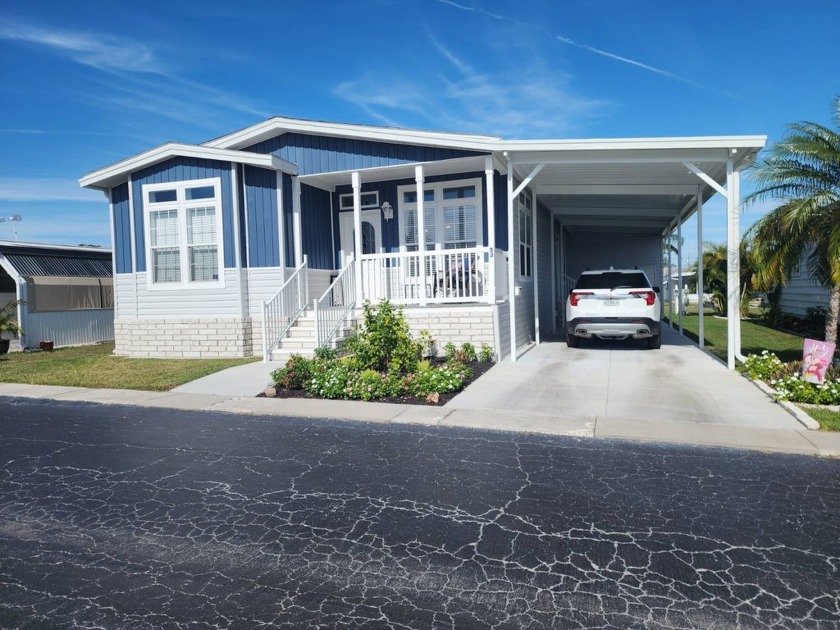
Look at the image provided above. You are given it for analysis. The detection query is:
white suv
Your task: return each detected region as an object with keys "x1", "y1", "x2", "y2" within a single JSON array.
[{"x1": 565, "y1": 268, "x2": 662, "y2": 349}]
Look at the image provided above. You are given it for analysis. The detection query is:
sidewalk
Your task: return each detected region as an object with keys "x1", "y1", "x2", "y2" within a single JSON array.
[{"x1": 1, "y1": 382, "x2": 839, "y2": 457}]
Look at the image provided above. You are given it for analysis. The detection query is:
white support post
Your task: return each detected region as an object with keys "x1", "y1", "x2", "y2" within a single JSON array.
[
  {"x1": 677, "y1": 213, "x2": 683, "y2": 334},
  {"x1": 507, "y1": 159, "x2": 517, "y2": 362},
  {"x1": 726, "y1": 156, "x2": 737, "y2": 370},
  {"x1": 292, "y1": 175, "x2": 303, "y2": 267},
  {"x1": 276, "y1": 170, "x2": 287, "y2": 284},
  {"x1": 415, "y1": 165, "x2": 426, "y2": 307},
  {"x1": 485, "y1": 157, "x2": 496, "y2": 304},
  {"x1": 732, "y1": 165, "x2": 744, "y2": 363},
  {"x1": 667, "y1": 228, "x2": 673, "y2": 326},
  {"x1": 696, "y1": 187, "x2": 704, "y2": 349},
  {"x1": 352, "y1": 171, "x2": 363, "y2": 306},
  {"x1": 550, "y1": 215, "x2": 557, "y2": 335},
  {"x1": 532, "y1": 192, "x2": 540, "y2": 345}
]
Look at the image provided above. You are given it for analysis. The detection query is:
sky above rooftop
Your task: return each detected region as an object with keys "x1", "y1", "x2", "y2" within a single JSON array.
[{"x1": 0, "y1": 0, "x2": 838, "y2": 261}]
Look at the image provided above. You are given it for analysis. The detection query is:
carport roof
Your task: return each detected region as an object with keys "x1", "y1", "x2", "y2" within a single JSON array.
[{"x1": 500, "y1": 135, "x2": 766, "y2": 234}]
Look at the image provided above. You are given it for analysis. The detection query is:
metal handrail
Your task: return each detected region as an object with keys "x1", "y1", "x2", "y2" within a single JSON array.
[
  {"x1": 314, "y1": 255, "x2": 356, "y2": 348},
  {"x1": 262, "y1": 255, "x2": 309, "y2": 361}
]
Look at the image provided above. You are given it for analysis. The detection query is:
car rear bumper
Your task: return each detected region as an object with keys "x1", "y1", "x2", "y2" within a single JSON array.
[{"x1": 567, "y1": 317, "x2": 660, "y2": 339}]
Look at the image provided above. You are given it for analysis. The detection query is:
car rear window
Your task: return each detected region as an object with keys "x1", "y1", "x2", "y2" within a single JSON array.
[{"x1": 575, "y1": 271, "x2": 650, "y2": 290}]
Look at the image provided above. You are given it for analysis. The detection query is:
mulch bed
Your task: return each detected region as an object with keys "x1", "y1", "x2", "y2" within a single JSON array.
[{"x1": 260, "y1": 360, "x2": 495, "y2": 406}]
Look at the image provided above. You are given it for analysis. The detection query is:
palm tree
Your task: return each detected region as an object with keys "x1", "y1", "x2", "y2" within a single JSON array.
[
  {"x1": 701, "y1": 241, "x2": 757, "y2": 317},
  {"x1": 746, "y1": 97, "x2": 840, "y2": 344}
]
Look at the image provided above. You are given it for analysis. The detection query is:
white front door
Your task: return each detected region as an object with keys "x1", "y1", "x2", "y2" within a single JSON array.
[{"x1": 339, "y1": 210, "x2": 382, "y2": 263}]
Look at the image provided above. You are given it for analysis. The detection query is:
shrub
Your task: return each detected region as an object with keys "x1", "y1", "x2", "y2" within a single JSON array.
[
  {"x1": 408, "y1": 361, "x2": 470, "y2": 397},
  {"x1": 456, "y1": 342, "x2": 477, "y2": 363},
  {"x1": 347, "y1": 369, "x2": 388, "y2": 401},
  {"x1": 271, "y1": 354, "x2": 313, "y2": 389},
  {"x1": 740, "y1": 351, "x2": 785, "y2": 381},
  {"x1": 305, "y1": 358, "x2": 354, "y2": 399},
  {"x1": 479, "y1": 344, "x2": 494, "y2": 363},
  {"x1": 772, "y1": 376, "x2": 840, "y2": 405},
  {"x1": 314, "y1": 345, "x2": 337, "y2": 361},
  {"x1": 347, "y1": 300, "x2": 421, "y2": 374},
  {"x1": 444, "y1": 342, "x2": 457, "y2": 361}
]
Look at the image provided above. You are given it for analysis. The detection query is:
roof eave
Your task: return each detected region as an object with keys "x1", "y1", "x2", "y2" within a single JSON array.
[
  {"x1": 203, "y1": 116, "x2": 502, "y2": 152},
  {"x1": 79, "y1": 142, "x2": 299, "y2": 191}
]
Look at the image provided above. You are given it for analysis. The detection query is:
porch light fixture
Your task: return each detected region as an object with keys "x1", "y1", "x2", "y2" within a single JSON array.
[
  {"x1": 0, "y1": 215, "x2": 22, "y2": 240},
  {"x1": 381, "y1": 201, "x2": 393, "y2": 220}
]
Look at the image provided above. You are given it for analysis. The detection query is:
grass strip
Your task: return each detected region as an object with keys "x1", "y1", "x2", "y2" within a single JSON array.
[{"x1": 0, "y1": 343, "x2": 258, "y2": 391}]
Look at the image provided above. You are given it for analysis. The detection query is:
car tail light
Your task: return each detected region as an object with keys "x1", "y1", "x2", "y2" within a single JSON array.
[
  {"x1": 569, "y1": 291, "x2": 593, "y2": 306},
  {"x1": 630, "y1": 290, "x2": 656, "y2": 306}
]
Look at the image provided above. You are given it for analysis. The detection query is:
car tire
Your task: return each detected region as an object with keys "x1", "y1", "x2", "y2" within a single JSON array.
[
  {"x1": 647, "y1": 330, "x2": 662, "y2": 350},
  {"x1": 567, "y1": 332, "x2": 580, "y2": 348}
]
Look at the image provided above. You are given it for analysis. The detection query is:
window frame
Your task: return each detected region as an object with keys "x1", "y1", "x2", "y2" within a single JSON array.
[
  {"x1": 518, "y1": 189, "x2": 533, "y2": 281},
  {"x1": 339, "y1": 190, "x2": 380, "y2": 211},
  {"x1": 397, "y1": 177, "x2": 483, "y2": 253},
  {"x1": 142, "y1": 177, "x2": 225, "y2": 290}
]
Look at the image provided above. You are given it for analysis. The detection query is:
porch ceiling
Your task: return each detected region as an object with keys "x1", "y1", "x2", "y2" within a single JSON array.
[{"x1": 298, "y1": 155, "x2": 489, "y2": 191}]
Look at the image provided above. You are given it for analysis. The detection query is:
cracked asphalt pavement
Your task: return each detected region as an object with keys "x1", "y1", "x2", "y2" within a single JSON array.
[{"x1": 1, "y1": 397, "x2": 839, "y2": 629}]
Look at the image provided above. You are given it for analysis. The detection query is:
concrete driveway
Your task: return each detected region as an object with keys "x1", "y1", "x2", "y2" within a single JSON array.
[{"x1": 447, "y1": 325, "x2": 802, "y2": 430}]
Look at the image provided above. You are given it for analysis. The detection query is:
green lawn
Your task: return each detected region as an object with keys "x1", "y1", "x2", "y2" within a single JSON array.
[
  {"x1": 667, "y1": 310, "x2": 805, "y2": 363},
  {"x1": 800, "y1": 406, "x2": 840, "y2": 432},
  {"x1": 0, "y1": 342, "x2": 258, "y2": 391}
]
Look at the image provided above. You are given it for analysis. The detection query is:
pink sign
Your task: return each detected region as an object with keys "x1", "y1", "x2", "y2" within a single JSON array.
[{"x1": 801, "y1": 338, "x2": 836, "y2": 384}]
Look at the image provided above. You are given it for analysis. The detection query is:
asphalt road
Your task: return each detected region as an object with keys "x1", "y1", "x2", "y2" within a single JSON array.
[{"x1": 1, "y1": 397, "x2": 839, "y2": 629}]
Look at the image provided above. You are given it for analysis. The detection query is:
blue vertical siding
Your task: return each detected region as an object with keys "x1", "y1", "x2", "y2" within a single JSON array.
[
  {"x1": 131, "y1": 157, "x2": 235, "y2": 272},
  {"x1": 110, "y1": 182, "x2": 131, "y2": 274},
  {"x1": 245, "y1": 132, "x2": 486, "y2": 175},
  {"x1": 300, "y1": 183, "x2": 334, "y2": 270},
  {"x1": 494, "y1": 171, "x2": 508, "y2": 251},
  {"x1": 243, "y1": 166, "x2": 280, "y2": 268},
  {"x1": 236, "y1": 165, "x2": 247, "y2": 267}
]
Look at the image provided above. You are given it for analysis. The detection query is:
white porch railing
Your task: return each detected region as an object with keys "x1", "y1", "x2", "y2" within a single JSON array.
[
  {"x1": 262, "y1": 255, "x2": 309, "y2": 361},
  {"x1": 314, "y1": 255, "x2": 356, "y2": 348},
  {"x1": 358, "y1": 247, "x2": 505, "y2": 305}
]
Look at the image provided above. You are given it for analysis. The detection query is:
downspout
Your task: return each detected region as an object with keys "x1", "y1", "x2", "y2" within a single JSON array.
[
  {"x1": 696, "y1": 187, "x2": 704, "y2": 349},
  {"x1": 732, "y1": 162, "x2": 746, "y2": 363}
]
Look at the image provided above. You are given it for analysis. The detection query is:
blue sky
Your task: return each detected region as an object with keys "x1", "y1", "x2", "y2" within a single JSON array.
[{"x1": 1, "y1": 0, "x2": 838, "y2": 261}]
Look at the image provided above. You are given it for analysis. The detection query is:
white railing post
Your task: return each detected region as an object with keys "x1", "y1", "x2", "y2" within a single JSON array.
[{"x1": 262, "y1": 301, "x2": 269, "y2": 362}]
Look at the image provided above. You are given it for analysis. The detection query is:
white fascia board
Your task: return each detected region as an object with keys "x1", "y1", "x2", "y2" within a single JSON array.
[
  {"x1": 0, "y1": 253, "x2": 20, "y2": 282},
  {"x1": 79, "y1": 142, "x2": 296, "y2": 190},
  {"x1": 500, "y1": 135, "x2": 767, "y2": 153},
  {"x1": 203, "y1": 116, "x2": 502, "y2": 152}
]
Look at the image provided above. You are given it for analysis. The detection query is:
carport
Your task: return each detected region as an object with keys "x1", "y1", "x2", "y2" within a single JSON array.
[{"x1": 500, "y1": 135, "x2": 767, "y2": 368}]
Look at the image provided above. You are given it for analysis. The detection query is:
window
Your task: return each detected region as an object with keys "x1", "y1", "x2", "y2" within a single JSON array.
[
  {"x1": 518, "y1": 190, "x2": 532, "y2": 279},
  {"x1": 398, "y1": 179, "x2": 482, "y2": 253},
  {"x1": 339, "y1": 191, "x2": 379, "y2": 211},
  {"x1": 143, "y1": 178, "x2": 223, "y2": 287}
]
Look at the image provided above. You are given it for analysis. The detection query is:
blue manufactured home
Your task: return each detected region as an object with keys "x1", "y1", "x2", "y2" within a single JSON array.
[{"x1": 81, "y1": 117, "x2": 765, "y2": 366}]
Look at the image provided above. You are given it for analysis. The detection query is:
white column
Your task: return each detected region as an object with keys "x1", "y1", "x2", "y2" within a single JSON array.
[
  {"x1": 507, "y1": 159, "x2": 517, "y2": 362},
  {"x1": 733, "y1": 165, "x2": 743, "y2": 362},
  {"x1": 352, "y1": 171, "x2": 363, "y2": 305},
  {"x1": 677, "y1": 213, "x2": 683, "y2": 334},
  {"x1": 696, "y1": 187, "x2": 704, "y2": 349},
  {"x1": 292, "y1": 175, "x2": 303, "y2": 267},
  {"x1": 532, "y1": 192, "x2": 540, "y2": 344},
  {"x1": 485, "y1": 156, "x2": 496, "y2": 304},
  {"x1": 276, "y1": 171, "x2": 287, "y2": 283},
  {"x1": 415, "y1": 165, "x2": 426, "y2": 307},
  {"x1": 667, "y1": 228, "x2": 673, "y2": 326},
  {"x1": 726, "y1": 156, "x2": 737, "y2": 370}
]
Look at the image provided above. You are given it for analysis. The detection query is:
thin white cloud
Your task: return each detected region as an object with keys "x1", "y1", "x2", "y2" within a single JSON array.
[
  {"x1": 0, "y1": 178, "x2": 104, "y2": 203},
  {"x1": 434, "y1": 0, "x2": 740, "y2": 99},
  {"x1": 0, "y1": 17, "x2": 269, "y2": 128},
  {"x1": 336, "y1": 39, "x2": 605, "y2": 137},
  {"x1": 0, "y1": 19, "x2": 159, "y2": 73}
]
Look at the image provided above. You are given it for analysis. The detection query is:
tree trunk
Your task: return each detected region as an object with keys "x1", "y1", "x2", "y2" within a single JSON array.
[{"x1": 825, "y1": 283, "x2": 840, "y2": 345}]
